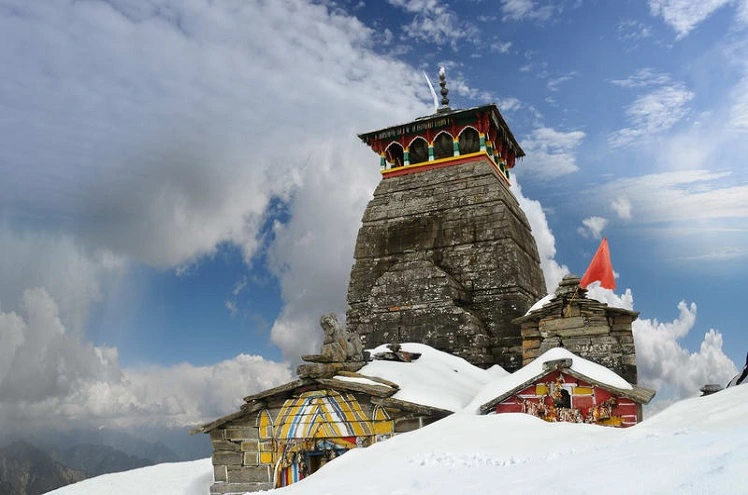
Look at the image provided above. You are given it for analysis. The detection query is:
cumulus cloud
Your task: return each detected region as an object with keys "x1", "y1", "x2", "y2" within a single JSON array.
[
  {"x1": 634, "y1": 302, "x2": 737, "y2": 399},
  {"x1": 514, "y1": 181, "x2": 569, "y2": 294},
  {"x1": 577, "y1": 216, "x2": 608, "y2": 239},
  {"x1": 648, "y1": 0, "x2": 732, "y2": 38},
  {"x1": 516, "y1": 127, "x2": 586, "y2": 179},
  {"x1": 0, "y1": 0, "x2": 429, "y2": 270},
  {"x1": 0, "y1": 227, "x2": 125, "y2": 334},
  {"x1": 0, "y1": 288, "x2": 291, "y2": 429},
  {"x1": 582, "y1": 285, "x2": 736, "y2": 406},
  {"x1": 266, "y1": 140, "x2": 381, "y2": 358}
]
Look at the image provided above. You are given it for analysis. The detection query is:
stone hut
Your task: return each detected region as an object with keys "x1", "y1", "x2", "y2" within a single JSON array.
[
  {"x1": 193, "y1": 315, "x2": 473, "y2": 494},
  {"x1": 514, "y1": 274, "x2": 640, "y2": 385},
  {"x1": 348, "y1": 71, "x2": 546, "y2": 371}
]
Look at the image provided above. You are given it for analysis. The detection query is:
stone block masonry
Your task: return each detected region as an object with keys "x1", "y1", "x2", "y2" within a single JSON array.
[{"x1": 347, "y1": 159, "x2": 546, "y2": 371}]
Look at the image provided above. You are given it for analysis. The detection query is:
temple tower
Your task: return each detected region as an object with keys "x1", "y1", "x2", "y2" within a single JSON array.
[{"x1": 346, "y1": 71, "x2": 546, "y2": 371}]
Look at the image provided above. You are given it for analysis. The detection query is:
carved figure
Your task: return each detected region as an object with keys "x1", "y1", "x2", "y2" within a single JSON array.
[{"x1": 319, "y1": 313, "x2": 347, "y2": 362}]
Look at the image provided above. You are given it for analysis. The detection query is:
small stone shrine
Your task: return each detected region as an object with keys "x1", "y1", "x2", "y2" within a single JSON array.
[
  {"x1": 193, "y1": 314, "x2": 453, "y2": 494},
  {"x1": 347, "y1": 70, "x2": 546, "y2": 371},
  {"x1": 514, "y1": 274, "x2": 640, "y2": 384}
]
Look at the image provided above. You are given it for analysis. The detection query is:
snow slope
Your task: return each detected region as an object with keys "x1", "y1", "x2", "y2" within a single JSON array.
[
  {"x1": 44, "y1": 458, "x2": 212, "y2": 495},
  {"x1": 48, "y1": 386, "x2": 748, "y2": 495}
]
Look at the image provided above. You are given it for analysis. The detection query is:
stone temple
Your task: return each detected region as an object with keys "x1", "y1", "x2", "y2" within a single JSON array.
[{"x1": 346, "y1": 72, "x2": 546, "y2": 371}]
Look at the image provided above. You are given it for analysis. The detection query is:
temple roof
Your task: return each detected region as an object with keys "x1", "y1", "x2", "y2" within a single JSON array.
[{"x1": 357, "y1": 103, "x2": 525, "y2": 159}]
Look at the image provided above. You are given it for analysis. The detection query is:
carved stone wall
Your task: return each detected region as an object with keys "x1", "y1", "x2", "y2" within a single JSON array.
[{"x1": 346, "y1": 158, "x2": 546, "y2": 371}]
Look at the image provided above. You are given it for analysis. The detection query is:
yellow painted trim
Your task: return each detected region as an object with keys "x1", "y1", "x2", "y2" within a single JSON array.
[
  {"x1": 597, "y1": 417, "x2": 623, "y2": 427},
  {"x1": 381, "y1": 151, "x2": 489, "y2": 175},
  {"x1": 574, "y1": 386, "x2": 594, "y2": 396},
  {"x1": 536, "y1": 384, "x2": 548, "y2": 396}
]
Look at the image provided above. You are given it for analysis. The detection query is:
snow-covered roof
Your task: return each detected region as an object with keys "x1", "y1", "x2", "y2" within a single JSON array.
[
  {"x1": 468, "y1": 347, "x2": 655, "y2": 413},
  {"x1": 335, "y1": 343, "x2": 503, "y2": 412}
]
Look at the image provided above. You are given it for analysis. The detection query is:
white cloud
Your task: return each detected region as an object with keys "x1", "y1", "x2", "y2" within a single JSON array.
[
  {"x1": 601, "y1": 170, "x2": 747, "y2": 223},
  {"x1": 386, "y1": 0, "x2": 479, "y2": 48},
  {"x1": 0, "y1": 0, "x2": 430, "y2": 270},
  {"x1": 577, "y1": 216, "x2": 608, "y2": 239},
  {"x1": 516, "y1": 127, "x2": 586, "y2": 180},
  {"x1": 610, "y1": 68, "x2": 671, "y2": 88},
  {"x1": 514, "y1": 181, "x2": 570, "y2": 294},
  {"x1": 648, "y1": 0, "x2": 732, "y2": 38},
  {"x1": 498, "y1": 97, "x2": 522, "y2": 112},
  {"x1": 609, "y1": 83, "x2": 695, "y2": 147},
  {"x1": 0, "y1": 227, "x2": 126, "y2": 334},
  {"x1": 267, "y1": 141, "x2": 381, "y2": 358},
  {"x1": 633, "y1": 301, "x2": 737, "y2": 398},
  {"x1": 583, "y1": 286, "x2": 736, "y2": 405},
  {"x1": 0, "y1": 288, "x2": 292, "y2": 429},
  {"x1": 617, "y1": 19, "x2": 654, "y2": 42},
  {"x1": 610, "y1": 197, "x2": 633, "y2": 220},
  {"x1": 490, "y1": 41, "x2": 513, "y2": 53},
  {"x1": 500, "y1": 0, "x2": 559, "y2": 22},
  {"x1": 546, "y1": 72, "x2": 577, "y2": 91}
]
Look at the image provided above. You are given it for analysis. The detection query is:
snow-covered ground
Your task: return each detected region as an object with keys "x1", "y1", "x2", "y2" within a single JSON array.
[{"x1": 48, "y1": 384, "x2": 748, "y2": 494}]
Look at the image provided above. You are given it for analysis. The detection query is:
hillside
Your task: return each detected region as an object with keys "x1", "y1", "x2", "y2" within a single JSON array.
[
  {"x1": 47, "y1": 384, "x2": 748, "y2": 495},
  {"x1": 0, "y1": 442, "x2": 85, "y2": 495}
]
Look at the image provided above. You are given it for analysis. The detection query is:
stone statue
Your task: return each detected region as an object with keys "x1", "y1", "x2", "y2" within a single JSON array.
[
  {"x1": 297, "y1": 313, "x2": 367, "y2": 378},
  {"x1": 319, "y1": 313, "x2": 347, "y2": 362}
]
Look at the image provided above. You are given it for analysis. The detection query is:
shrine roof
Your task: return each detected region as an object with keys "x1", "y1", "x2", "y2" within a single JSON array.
[{"x1": 358, "y1": 103, "x2": 524, "y2": 158}]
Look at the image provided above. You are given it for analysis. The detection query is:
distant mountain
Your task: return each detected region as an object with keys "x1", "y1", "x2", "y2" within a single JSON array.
[
  {"x1": 29, "y1": 428, "x2": 182, "y2": 464},
  {"x1": 53, "y1": 444, "x2": 153, "y2": 478},
  {"x1": 0, "y1": 441, "x2": 85, "y2": 495}
]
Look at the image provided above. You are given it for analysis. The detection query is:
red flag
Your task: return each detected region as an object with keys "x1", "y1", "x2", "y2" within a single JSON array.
[{"x1": 580, "y1": 237, "x2": 616, "y2": 289}]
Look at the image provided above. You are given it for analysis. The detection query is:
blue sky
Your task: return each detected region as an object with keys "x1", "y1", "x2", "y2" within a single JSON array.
[{"x1": 0, "y1": 0, "x2": 746, "y2": 431}]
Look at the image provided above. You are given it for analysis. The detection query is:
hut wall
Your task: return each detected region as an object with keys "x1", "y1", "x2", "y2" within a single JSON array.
[
  {"x1": 209, "y1": 418, "x2": 271, "y2": 495},
  {"x1": 521, "y1": 308, "x2": 638, "y2": 384},
  {"x1": 491, "y1": 370, "x2": 641, "y2": 428}
]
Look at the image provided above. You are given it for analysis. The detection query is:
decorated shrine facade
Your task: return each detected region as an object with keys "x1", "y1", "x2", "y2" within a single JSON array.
[
  {"x1": 477, "y1": 348, "x2": 655, "y2": 428},
  {"x1": 358, "y1": 102, "x2": 523, "y2": 184},
  {"x1": 194, "y1": 377, "x2": 449, "y2": 494}
]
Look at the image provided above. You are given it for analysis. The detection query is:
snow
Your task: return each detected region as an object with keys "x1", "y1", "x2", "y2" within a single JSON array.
[
  {"x1": 44, "y1": 458, "x2": 212, "y2": 495},
  {"x1": 344, "y1": 343, "x2": 497, "y2": 411},
  {"x1": 525, "y1": 293, "x2": 554, "y2": 314},
  {"x1": 467, "y1": 347, "x2": 633, "y2": 413},
  {"x1": 50, "y1": 385, "x2": 748, "y2": 495},
  {"x1": 333, "y1": 375, "x2": 391, "y2": 388}
]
